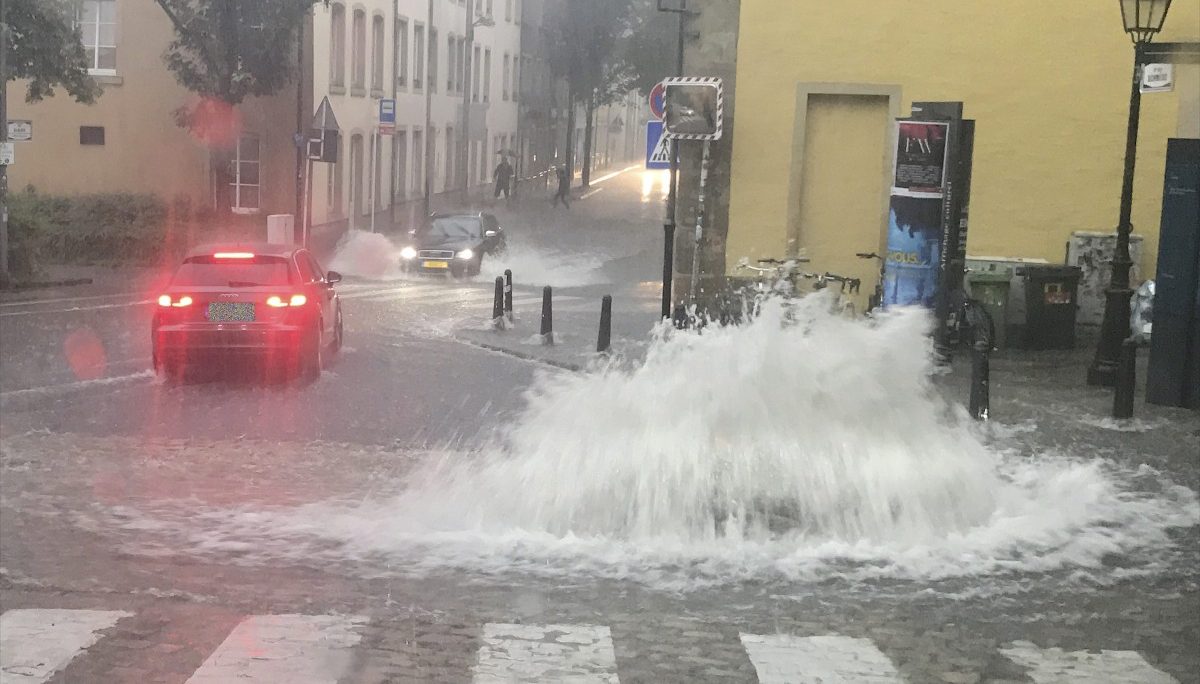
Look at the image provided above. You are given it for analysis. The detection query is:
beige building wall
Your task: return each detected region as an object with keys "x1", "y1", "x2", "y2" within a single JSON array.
[
  {"x1": 7, "y1": 0, "x2": 300, "y2": 220},
  {"x1": 726, "y1": 0, "x2": 1200, "y2": 282}
]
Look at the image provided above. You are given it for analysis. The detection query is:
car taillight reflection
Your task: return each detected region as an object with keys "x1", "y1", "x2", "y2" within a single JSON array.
[
  {"x1": 158, "y1": 295, "x2": 193, "y2": 307},
  {"x1": 266, "y1": 294, "x2": 307, "y2": 308}
]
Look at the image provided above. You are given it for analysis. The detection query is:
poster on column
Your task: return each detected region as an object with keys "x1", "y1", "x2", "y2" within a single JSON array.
[{"x1": 884, "y1": 121, "x2": 950, "y2": 307}]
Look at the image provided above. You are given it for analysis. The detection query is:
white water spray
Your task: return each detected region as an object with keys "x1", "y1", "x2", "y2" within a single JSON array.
[{"x1": 103, "y1": 298, "x2": 1199, "y2": 588}]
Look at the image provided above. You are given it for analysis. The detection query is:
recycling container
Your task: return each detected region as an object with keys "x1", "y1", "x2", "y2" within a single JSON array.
[
  {"x1": 1021, "y1": 265, "x2": 1082, "y2": 349},
  {"x1": 967, "y1": 271, "x2": 1011, "y2": 349}
]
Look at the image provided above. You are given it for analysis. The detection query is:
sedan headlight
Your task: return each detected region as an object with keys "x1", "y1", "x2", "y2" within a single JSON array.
[
  {"x1": 400, "y1": 246, "x2": 417, "y2": 260},
  {"x1": 456, "y1": 248, "x2": 475, "y2": 260}
]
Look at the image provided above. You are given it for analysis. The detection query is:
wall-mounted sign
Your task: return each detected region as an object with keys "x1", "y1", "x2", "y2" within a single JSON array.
[
  {"x1": 0, "y1": 142, "x2": 14, "y2": 165},
  {"x1": 6, "y1": 120, "x2": 32, "y2": 141},
  {"x1": 1141, "y1": 63, "x2": 1174, "y2": 93},
  {"x1": 662, "y1": 77, "x2": 723, "y2": 141}
]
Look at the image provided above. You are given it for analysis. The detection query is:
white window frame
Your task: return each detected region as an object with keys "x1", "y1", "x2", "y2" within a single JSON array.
[
  {"x1": 231, "y1": 133, "x2": 261, "y2": 214},
  {"x1": 371, "y1": 14, "x2": 385, "y2": 91},
  {"x1": 330, "y1": 4, "x2": 347, "y2": 88},
  {"x1": 351, "y1": 9, "x2": 367, "y2": 91},
  {"x1": 413, "y1": 23, "x2": 425, "y2": 91},
  {"x1": 77, "y1": 0, "x2": 117, "y2": 75},
  {"x1": 395, "y1": 17, "x2": 409, "y2": 88}
]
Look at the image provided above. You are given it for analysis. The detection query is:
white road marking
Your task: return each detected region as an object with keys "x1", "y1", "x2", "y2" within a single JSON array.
[
  {"x1": 0, "y1": 608, "x2": 131, "y2": 683},
  {"x1": 0, "y1": 292, "x2": 146, "y2": 308},
  {"x1": 580, "y1": 187, "x2": 606, "y2": 200},
  {"x1": 590, "y1": 164, "x2": 643, "y2": 185},
  {"x1": 740, "y1": 633, "x2": 902, "y2": 684},
  {"x1": 0, "y1": 371, "x2": 155, "y2": 408},
  {"x1": 0, "y1": 300, "x2": 154, "y2": 318},
  {"x1": 186, "y1": 614, "x2": 367, "y2": 684},
  {"x1": 472, "y1": 623, "x2": 619, "y2": 683},
  {"x1": 1001, "y1": 641, "x2": 1177, "y2": 683}
]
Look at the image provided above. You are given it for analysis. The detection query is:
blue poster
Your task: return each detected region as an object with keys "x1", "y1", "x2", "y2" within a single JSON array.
[{"x1": 883, "y1": 195, "x2": 943, "y2": 307}]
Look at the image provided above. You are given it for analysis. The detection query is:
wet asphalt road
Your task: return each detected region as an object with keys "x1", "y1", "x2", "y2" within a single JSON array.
[{"x1": 2, "y1": 170, "x2": 1198, "y2": 683}]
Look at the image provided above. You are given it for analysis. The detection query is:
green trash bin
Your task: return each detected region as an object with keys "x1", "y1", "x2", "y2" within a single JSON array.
[
  {"x1": 1021, "y1": 265, "x2": 1082, "y2": 349},
  {"x1": 967, "y1": 271, "x2": 1011, "y2": 349}
]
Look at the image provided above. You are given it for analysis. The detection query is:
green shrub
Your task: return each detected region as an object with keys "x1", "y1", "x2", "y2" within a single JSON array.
[{"x1": 9, "y1": 189, "x2": 175, "y2": 266}]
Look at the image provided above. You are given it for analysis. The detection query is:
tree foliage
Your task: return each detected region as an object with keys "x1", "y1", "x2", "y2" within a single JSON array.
[
  {"x1": 622, "y1": 0, "x2": 678, "y2": 94},
  {"x1": 547, "y1": 0, "x2": 633, "y2": 103},
  {"x1": 3, "y1": 0, "x2": 100, "y2": 104},
  {"x1": 155, "y1": 0, "x2": 315, "y2": 106}
]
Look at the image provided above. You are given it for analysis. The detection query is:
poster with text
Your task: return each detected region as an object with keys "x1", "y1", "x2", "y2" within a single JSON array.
[
  {"x1": 893, "y1": 121, "x2": 949, "y2": 195},
  {"x1": 883, "y1": 195, "x2": 944, "y2": 307}
]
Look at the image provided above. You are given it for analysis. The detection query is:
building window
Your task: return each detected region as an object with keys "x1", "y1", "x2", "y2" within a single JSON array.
[
  {"x1": 412, "y1": 129, "x2": 424, "y2": 196},
  {"x1": 77, "y1": 0, "x2": 117, "y2": 74},
  {"x1": 444, "y1": 127, "x2": 454, "y2": 190},
  {"x1": 512, "y1": 56, "x2": 519, "y2": 102},
  {"x1": 79, "y1": 126, "x2": 105, "y2": 145},
  {"x1": 351, "y1": 9, "x2": 366, "y2": 92},
  {"x1": 483, "y1": 49, "x2": 491, "y2": 103},
  {"x1": 330, "y1": 4, "x2": 346, "y2": 87},
  {"x1": 395, "y1": 18, "x2": 408, "y2": 88},
  {"x1": 394, "y1": 129, "x2": 408, "y2": 201},
  {"x1": 456, "y1": 39, "x2": 465, "y2": 93},
  {"x1": 505, "y1": 0, "x2": 511, "y2": 22},
  {"x1": 447, "y1": 36, "x2": 457, "y2": 93},
  {"x1": 429, "y1": 29, "x2": 438, "y2": 94},
  {"x1": 350, "y1": 133, "x2": 364, "y2": 218},
  {"x1": 327, "y1": 141, "x2": 344, "y2": 218},
  {"x1": 413, "y1": 24, "x2": 425, "y2": 90},
  {"x1": 231, "y1": 134, "x2": 261, "y2": 213},
  {"x1": 472, "y1": 45, "x2": 481, "y2": 103},
  {"x1": 371, "y1": 15, "x2": 385, "y2": 91},
  {"x1": 502, "y1": 53, "x2": 510, "y2": 101},
  {"x1": 486, "y1": 0, "x2": 493, "y2": 19}
]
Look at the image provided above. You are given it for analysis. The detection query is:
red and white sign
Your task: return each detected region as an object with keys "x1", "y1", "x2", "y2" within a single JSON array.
[{"x1": 649, "y1": 82, "x2": 666, "y2": 121}]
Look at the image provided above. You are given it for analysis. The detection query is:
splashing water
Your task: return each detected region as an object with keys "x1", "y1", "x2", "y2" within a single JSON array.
[
  {"x1": 105, "y1": 298, "x2": 1199, "y2": 589},
  {"x1": 327, "y1": 230, "x2": 407, "y2": 280},
  {"x1": 481, "y1": 244, "x2": 607, "y2": 287}
]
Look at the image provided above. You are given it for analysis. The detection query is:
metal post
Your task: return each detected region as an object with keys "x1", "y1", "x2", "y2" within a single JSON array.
[
  {"x1": 369, "y1": 129, "x2": 378, "y2": 232},
  {"x1": 301, "y1": 158, "x2": 313, "y2": 246},
  {"x1": 969, "y1": 341, "x2": 990, "y2": 421},
  {"x1": 1113, "y1": 337, "x2": 1138, "y2": 418},
  {"x1": 503, "y1": 268, "x2": 513, "y2": 320},
  {"x1": 688, "y1": 140, "x2": 712, "y2": 303},
  {"x1": 492, "y1": 276, "x2": 504, "y2": 323},
  {"x1": 658, "y1": 0, "x2": 686, "y2": 320},
  {"x1": 459, "y1": 0, "x2": 475, "y2": 204},
  {"x1": 597, "y1": 294, "x2": 612, "y2": 353},
  {"x1": 540, "y1": 285, "x2": 553, "y2": 344},
  {"x1": 0, "y1": 0, "x2": 10, "y2": 285},
  {"x1": 1089, "y1": 45, "x2": 1144, "y2": 386},
  {"x1": 423, "y1": 0, "x2": 434, "y2": 218},
  {"x1": 295, "y1": 8, "x2": 306, "y2": 231}
]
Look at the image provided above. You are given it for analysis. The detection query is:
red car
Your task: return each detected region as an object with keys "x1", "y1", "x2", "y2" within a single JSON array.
[{"x1": 152, "y1": 243, "x2": 344, "y2": 383}]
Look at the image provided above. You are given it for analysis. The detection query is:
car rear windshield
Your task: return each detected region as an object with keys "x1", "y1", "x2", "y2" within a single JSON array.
[
  {"x1": 172, "y1": 255, "x2": 292, "y2": 287},
  {"x1": 423, "y1": 217, "x2": 482, "y2": 240}
]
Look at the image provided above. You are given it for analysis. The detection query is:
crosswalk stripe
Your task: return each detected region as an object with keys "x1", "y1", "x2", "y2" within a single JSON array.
[
  {"x1": 185, "y1": 614, "x2": 367, "y2": 683},
  {"x1": 740, "y1": 633, "x2": 903, "y2": 684},
  {"x1": 1000, "y1": 641, "x2": 1177, "y2": 684},
  {"x1": 472, "y1": 623, "x2": 619, "y2": 683},
  {"x1": 353, "y1": 289, "x2": 495, "y2": 305},
  {"x1": 0, "y1": 608, "x2": 131, "y2": 683}
]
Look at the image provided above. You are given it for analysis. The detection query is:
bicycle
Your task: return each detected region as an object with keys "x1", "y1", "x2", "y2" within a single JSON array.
[{"x1": 855, "y1": 251, "x2": 887, "y2": 314}]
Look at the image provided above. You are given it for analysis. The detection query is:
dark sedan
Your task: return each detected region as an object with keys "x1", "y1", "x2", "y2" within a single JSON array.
[
  {"x1": 399, "y1": 212, "x2": 507, "y2": 278},
  {"x1": 152, "y1": 243, "x2": 343, "y2": 383}
]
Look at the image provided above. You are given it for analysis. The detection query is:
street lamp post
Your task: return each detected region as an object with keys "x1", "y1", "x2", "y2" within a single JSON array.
[{"x1": 1088, "y1": 0, "x2": 1173, "y2": 387}]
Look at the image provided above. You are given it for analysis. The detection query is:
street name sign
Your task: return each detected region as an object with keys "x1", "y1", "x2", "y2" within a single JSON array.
[
  {"x1": 645, "y1": 120, "x2": 671, "y2": 170},
  {"x1": 0, "y1": 142, "x2": 14, "y2": 165},
  {"x1": 379, "y1": 99, "x2": 396, "y2": 135},
  {"x1": 6, "y1": 120, "x2": 32, "y2": 141}
]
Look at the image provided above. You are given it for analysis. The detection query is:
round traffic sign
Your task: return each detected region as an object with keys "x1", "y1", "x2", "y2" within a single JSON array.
[{"x1": 649, "y1": 82, "x2": 666, "y2": 120}]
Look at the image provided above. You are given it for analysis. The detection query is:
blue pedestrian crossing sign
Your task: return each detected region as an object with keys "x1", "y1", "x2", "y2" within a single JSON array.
[{"x1": 645, "y1": 120, "x2": 671, "y2": 170}]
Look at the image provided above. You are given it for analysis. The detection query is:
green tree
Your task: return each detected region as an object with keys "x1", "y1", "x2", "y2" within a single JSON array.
[
  {"x1": 622, "y1": 0, "x2": 677, "y2": 95},
  {"x1": 153, "y1": 0, "x2": 315, "y2": 212},
  {"x1": 548, "y1": 0, "x2": 634, "y2": 187},
  {"x1": 2, "y1": 0, "x2": 100, "y2": 104}
]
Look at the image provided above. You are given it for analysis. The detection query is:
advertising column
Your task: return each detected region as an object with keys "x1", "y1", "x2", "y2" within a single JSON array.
[{"x1": 883, "y1": 120, "x2": 950, "y2": 308}]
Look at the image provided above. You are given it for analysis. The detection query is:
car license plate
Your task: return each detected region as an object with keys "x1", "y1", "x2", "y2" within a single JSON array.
[
  {"x1": 206, "y1": 302, "x2": 255, "y2": 322},
  {"x1": 424, "y1": 260, "x2": 449, "y2": 269}
]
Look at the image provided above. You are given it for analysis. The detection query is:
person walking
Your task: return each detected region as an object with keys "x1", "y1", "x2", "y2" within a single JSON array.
[
  {"x1": 493, "y1": 156, "x2": 513, "y2": 201},
  {"x1": 552, "y1": 164, "x2": 571, "y2": 209}
]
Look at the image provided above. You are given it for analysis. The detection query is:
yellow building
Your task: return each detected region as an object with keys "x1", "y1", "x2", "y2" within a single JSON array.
[{"x1": 721, "y1": 0, "x2": 1199, "y2": 310}]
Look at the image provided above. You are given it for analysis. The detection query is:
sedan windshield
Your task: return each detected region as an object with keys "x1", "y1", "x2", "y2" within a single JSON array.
[
  {"x1": 422, "y1": 217, "x2": 482, "y2": 240},
  {"x1": 171, "y1": 256, "x2": 292, "y2": 287}
]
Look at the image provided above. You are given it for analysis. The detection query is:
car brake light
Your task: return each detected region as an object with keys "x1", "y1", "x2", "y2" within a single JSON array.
[
  {"x1": 158, "y1": 295, "x2": 192, "y2": 307},
  {"x1": 266, "y1": 294, "x2": 307, "y2": 308},
  {"x1": 214, "y1": 252, "x2": 255, "y2": 259}
]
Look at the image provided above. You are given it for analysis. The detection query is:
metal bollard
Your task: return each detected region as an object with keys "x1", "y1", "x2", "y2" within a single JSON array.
[
  {"x1": 492, "y1": 276, "x2": 505, "y2": 322},
  {"x1": 969, "y1": 341, "x2": 990, "y2": 421},
  {"x1": 1113, "y1": 337, "x2": 1137, "y2": 419},
  {"x1": 540, "y1": 286, "x2": 553, "y2": 344},
  {"x1": 597, "y1": 295, "x2": 612, "y2": 353},
  {"x1": 672, "y1": 303, "x2": 688, "y2": 329},
  {"x1": 503, "y1": 269, "x2": 513, "y2": 321}
]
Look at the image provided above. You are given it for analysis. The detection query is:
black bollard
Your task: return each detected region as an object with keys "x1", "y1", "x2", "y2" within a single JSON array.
[
  {"x1": 540, "y1": 286, "x2": 553, "y2": 344},
  {"x1": 503, "y1": 269, "x2": 513, "y2": 320},
  {"x1": 969, "y1": 341, "x2": 990, "y2": 421},
  {"x1": 1113, "y1": 337, "x2": 1137, "y2": 419},
  {"x1": 672, "y1": 303, "x2": 688, "y2": 329},
  {"x1": 597, "y1": 295, "x2": 612, "y2": 353},
  {"x1": 492, "y1": 276, "x2": 504, "y2": 324}
]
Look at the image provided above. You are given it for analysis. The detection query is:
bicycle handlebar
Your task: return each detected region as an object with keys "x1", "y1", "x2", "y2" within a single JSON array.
[{"x1": 855, "y1": 252, "x2": 882, "y2": 260}]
